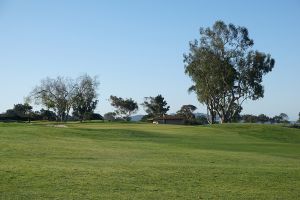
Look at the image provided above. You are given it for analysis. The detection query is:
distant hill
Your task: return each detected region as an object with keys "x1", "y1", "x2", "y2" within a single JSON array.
[
  {"x1": 131, "y1": 115, "x2": 144, "y2": 121},
  {"x1": 194, "y1": 113, "x2": 207, "y2": 117}
]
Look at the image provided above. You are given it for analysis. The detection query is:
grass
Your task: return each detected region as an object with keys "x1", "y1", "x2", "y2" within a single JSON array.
[{"x1": 0, "y1": 122, "x2": 300, "y2": 199}]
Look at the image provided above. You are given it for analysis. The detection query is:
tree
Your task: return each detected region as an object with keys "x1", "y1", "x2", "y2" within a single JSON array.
[
  {"x1": 257, "y1": 114, "x2": 270, "y2": 123},
  {"x1": 31, "y1": 76, "x2": 76, "y2": 121},
  {"x1": 39, "y1": 109, "x2": 57, "y2": 121},
  {"x1": 0, "y1": 103, "x2": 33, "y2": 122},
  {"x1": 141, "y1": 94, "x2": 170, "y2": 118},
  {"x1": 72, "y1": 75, "x2": 99, "y2": 122},
  {"x1": 298, "y1": 112, "x2": 300, "y2": 123},
  {"x1": 176, "y1": 105, "x2": 197, "y2": 120},
  {"x1": 109, "y1": 96, "x2": 138, "y2": 121},
  {"x1": 104, "y1": 112, "x2": 117, "y2": 121},
  {"x1": 13, "y1": 103, "x2": 33, "y2": 122},
  {"x1": 279, "y1": 113, "x2": 289, "y2": 123},
  {"x1": 90, "y1": 113, "x2": 103, "y2": 120},
  {"x1": 196, "y1": 115, "x2": 209, "y2": 125},
  {"x1": 272, "y1": 113, "x2": 289, "y2": 123},
  {"x1": 184, "y1": 21, "x2": 275, "y2": 124},
  {"x1": 242, "y1": 114, "x2": 258, "y2": 123}
]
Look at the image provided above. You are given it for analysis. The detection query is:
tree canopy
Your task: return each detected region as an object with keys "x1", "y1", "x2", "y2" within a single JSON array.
[
  {"x1": 142, "y1": 94, "x2": 170, "y2": 118},
  {"x1": 184, "y1": 20, "x2": 275, "y2": 123},
  {"x1": 109, "y1": 96, "x2": 138, "y2": 121},
  {"x1": 30, "y1": 75, "x2": 99, "y2": 122},
  {"x1": 72, "y1": 75, "x2": 99, "y2": 122},
  {"x1": 176, "y1": 105, "x2": 197, "y2": 120}
]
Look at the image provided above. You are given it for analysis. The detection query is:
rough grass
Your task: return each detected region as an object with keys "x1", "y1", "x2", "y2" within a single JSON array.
[{"x1": 0, "y1": 122, "x2": 299, "y2": 199}]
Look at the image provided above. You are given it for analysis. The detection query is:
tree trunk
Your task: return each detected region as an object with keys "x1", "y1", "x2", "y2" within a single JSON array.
[{"x1": 207, "y1": 107, "x2": 216, "y2": 124}]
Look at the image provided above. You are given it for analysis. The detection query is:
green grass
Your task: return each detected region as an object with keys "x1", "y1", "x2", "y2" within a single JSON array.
[{"x1": 0, "y1": 122, "x2": 300, "y2": 199}]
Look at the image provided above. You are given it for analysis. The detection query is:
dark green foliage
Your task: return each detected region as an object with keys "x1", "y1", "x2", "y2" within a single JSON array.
[
  {"x1": 0, "y1": 103, "x2": 32, "y2": 122},
  {"x1": 90, "y1": 113, "x2": 103, "y2": 120},
  {"x1": 176, "y1": 105, "x2": 197, "y2": 120},
  {"x1": 242, "y1": 114, "x2": 271, "y2": 124},
  {"x1": 272, "y1": 113, "x2": 289, "y2": 123},
  {"x1": 279, "y1": 113, "x2": 289, "y2": 122},
  {"x1": 72, "y1": 75, "x2": 99, "y2": 122},
  {"x1": 109, "y1": 96, "x2": 138, "y2": 121},
  {"x1": 140, "y1": 114, "x2": 153, "y2": 122},
  {"x1": 142, "y1": 94, "x2": 170, "y2": 117},
  {"x1": 103, "y1": 112, "x2": 117, "y2": 121},
  {"x1": 257, "y1": 114, "x2": 270, "y2": 123},
  {"x1": 196, "y1": 115, "x2": 209, "y2": 125},
  {"x1": 184, "y1": 21, "x2": 275, "y2": 124},
  {"x1": 287, "y1": 124, "x2": 300, "y2": 129},
  {"x1": 38, "y1": 109, "x2": 57, "y2": 121},
  {"x1": 242, "y1": 114, "x2": 258, "y2": 123},
  {"x1": 184, "y1": 115, "x2": 208, "y2": 125}
]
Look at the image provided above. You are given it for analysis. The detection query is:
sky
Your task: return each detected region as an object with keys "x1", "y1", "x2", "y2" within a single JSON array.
[{"x1": 0, "y1": 0, "x2": 299, "y2": 120}]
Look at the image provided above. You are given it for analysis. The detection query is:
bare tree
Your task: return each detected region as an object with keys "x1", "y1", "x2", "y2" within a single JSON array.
[{"x1": 31, "y1": 76, "x2": 76, "y2": 122}]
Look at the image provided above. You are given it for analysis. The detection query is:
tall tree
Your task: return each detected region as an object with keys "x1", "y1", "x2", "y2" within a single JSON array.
[
  {"x1": 176, "y1": 105, "x2": 197, "y2": 120},
  {"x1": 72, "y1": 75, "x2": 99, "y2": 122},
  {"x1": 184, "y1": 21, "x2": 275, "y2": 123},
  {"x1": 31, "y1": 76, "x2": 76, "y2": 121},
  {"x1": 142, "y1": 94, "x2": 170, "y2": 117},
  {"x1": 109, "y1": 96, "x2": 138, "y2": 121}
]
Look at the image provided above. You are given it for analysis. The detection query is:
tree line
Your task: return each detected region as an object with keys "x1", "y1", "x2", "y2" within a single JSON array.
[
  {"x1": 0, "y1": 74, "x2": 102, "y2": 122},
  {"x1": 1, "y1": 21, "x2": 299, "y2": 124}
]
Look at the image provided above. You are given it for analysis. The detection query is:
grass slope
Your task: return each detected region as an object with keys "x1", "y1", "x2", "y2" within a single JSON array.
[{"x1": 0, "y1": 122, "x2": 300, "y2": 199}]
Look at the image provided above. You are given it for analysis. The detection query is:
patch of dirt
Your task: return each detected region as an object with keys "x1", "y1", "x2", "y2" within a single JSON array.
[
  {"x1": 54, "y1": 125, "x2": 68, "y2": 128},
  {"x1": 46, "y1": 124, "x2": 68, "y2": 128}
]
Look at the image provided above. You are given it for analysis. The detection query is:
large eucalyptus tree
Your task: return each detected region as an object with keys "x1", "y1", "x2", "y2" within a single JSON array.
[{"x1": 184, "y1": 21, "x2": 275, "y2": 123}]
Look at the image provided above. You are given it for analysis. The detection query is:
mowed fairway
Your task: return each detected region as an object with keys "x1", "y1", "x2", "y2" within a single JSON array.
[{"x1": 0, "y1": 122, "x2": 300, "y2": 199}]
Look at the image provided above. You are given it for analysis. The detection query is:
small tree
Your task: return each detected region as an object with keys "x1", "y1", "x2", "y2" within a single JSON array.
[
  {"x1": 39, "y1": 109, "x2": 57, "y2": 121},
  {"x1": 141, "y1": 94, "x2": 170, "y2": 118},
  {"x1": 3, "y1": 103, "x2": 33, "y2": 122},
  {"x1": 279, "y1": 113, "x2": 289, "y2": 123},
  {"x1": 109, "y1": 96, "x2": 138, "y2": 121},
  {"x1": 196, "y1": 115, "x2": 209, "y2": 125},
  {"x1": 242, "y1": 114, "x2": 258, "y2": 123},
  {"x1": 176, "y1": 105, "x2": 197, "y2": 120},
  {"x1": 104, "y1": 112, "x2": 117, "y2": 121},
  {"x1": 90, "y1": 113, "x2": 103, "y2": 120},
  {"x1": 272, "y1": 113, "x2": 289, "y2": 123},
  {"x1": 257, "y1": 114, "x2": 270, "y2": 123}
]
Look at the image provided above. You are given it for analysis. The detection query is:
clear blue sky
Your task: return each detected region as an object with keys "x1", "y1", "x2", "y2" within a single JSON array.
[{"x1": 0, "y1": 0, "x2": 299, "y2": 120}]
